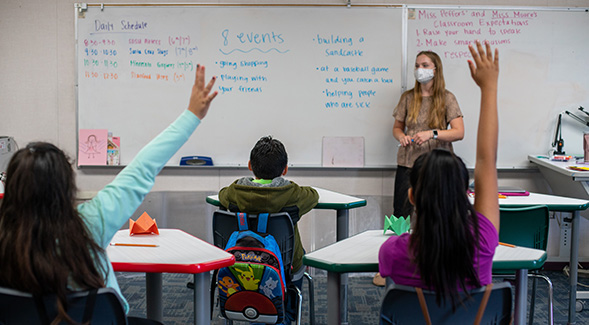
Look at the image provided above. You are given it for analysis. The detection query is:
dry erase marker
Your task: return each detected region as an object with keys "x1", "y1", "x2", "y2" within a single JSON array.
[
  {"x1": 110, "y1": 243, "x2": 159, "y2": 247},
  {"x1": 499, "y1": 242, "x2": 515, "y2": 248}
]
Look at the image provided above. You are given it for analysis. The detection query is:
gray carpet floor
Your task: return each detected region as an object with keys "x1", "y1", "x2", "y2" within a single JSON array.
[{"x1": 118, "y1": 270, "x2": 589, "y2": 324}]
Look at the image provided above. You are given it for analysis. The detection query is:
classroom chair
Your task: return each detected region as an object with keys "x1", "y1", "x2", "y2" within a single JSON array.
[
  {"x1": 496, "y1": 205, "x2": 553, "y2": 325},
  {"x1": 0, "y1": 286, "x2": 161, "y2": 324},
  {"x1": 379, "y1": 282, "x2": 513, "y2": 325},
  {"x1": 210, "y1": 209, "x2": 315, "y2": 325}
]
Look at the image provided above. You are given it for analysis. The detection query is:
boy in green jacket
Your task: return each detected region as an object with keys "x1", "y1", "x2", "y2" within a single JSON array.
[{"x1": 218, "y1": 135, "x2": 318, "y2": 323}]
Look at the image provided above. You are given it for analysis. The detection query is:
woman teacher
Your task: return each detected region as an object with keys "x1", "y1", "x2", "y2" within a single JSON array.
[
  {"x1": 393, "y1": 50, "x2": 465, "y2": 218},
  {"x1": 374, "y1": 50, "x2": 464, "y2": 286}
]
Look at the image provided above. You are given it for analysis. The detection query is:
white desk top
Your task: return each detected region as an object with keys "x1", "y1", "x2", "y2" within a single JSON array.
[
  {"x1": 304, "y1": 230, "x2": 547, "y2": 273},
  {"x1": 469, "y1": 191, "x2": 589, "y2": 212},
  {"x1": 107, "y1": 229, "x2": 234, "y2": 273},
  {"x1": 529, "y1": 155, "x2": 589, "y2": 180}
]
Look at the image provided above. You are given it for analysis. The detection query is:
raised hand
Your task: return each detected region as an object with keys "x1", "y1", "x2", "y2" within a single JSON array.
[
  {"x1": 468, "y1": 40, "x2": 499, "y2": 90},
  {"x1": 187, "y1": 64, "x2": 218, "y2": 120}
]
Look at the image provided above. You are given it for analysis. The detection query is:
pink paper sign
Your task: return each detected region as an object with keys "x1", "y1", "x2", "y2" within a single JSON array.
[{"x1": 78, "y1": 129, "x2": 108, "y2": 166}]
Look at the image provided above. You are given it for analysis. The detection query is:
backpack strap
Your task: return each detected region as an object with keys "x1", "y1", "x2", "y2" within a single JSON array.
[
  {"x1": 416, "y1": 283, "x2": 493, "y2": 325},
  {"x1": 33, "y1": 295, "x2": 51, "y2": 325},
  {"x1": 474, "y1": 283, "x2": 494, "y2": 325},
  {"x1": 257, "y1": 213, "x2": 269, "y2": 233},
  {"x1": 237, "y1": 212, "x2": 249, "y2": 231},
  {"x1": 82, "y1": 288, "x2": 98, "y2": 323},
  {"x1": 415, "y1": 288, "x2": 432, "y2": 325}
]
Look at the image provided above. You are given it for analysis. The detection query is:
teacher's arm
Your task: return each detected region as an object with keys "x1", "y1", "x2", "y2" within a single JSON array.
[
  {"x1": 413, "y1": 116, "x2": 464, "y2": 145},
  {"x1": 393, "y1": 120, "x2": 413, "y2": 147},
  {"x1": 437, "y1": 116, "x2": 464, "y2": 142}
]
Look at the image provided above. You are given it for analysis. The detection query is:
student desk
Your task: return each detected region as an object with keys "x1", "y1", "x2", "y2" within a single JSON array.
[
  {"x1": 303, "y1": 230, "x2": 547, "y2": 325},
  {"x1": 107, "y1": 229, "x2": 235, "y2": 324},
  {"x1": 528, "y1": 155, "x2": 589, "y2": 198},
  {"x1": 206, "y1": 186, "x2": 367, "y2": 241},
  {"x1": 528, "y1": 155, "x2": 589, "y2": 324}
]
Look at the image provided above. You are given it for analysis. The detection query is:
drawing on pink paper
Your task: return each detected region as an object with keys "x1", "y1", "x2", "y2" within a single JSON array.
[{"x1": 78, "y1": 129, "x2": 108, "y2": 166}]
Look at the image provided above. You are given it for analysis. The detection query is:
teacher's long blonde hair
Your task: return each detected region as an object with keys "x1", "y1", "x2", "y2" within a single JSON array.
[{"x1": 407, "y1": 51, "x2": 447, "y2": 130}]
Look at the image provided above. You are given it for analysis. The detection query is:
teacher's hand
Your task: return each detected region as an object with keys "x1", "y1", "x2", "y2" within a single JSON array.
[
  {"x1": 413, "y1": 130, "x2": 433, "y2": 145},
  {"x1": 399, "y1": 134, "x2": 413, "y2": 147},
  {"x1": 187, "y1": 64, "x2": 218, "y2": 120}
]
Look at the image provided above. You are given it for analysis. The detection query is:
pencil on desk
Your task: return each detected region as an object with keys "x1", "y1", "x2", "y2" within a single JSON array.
[
  {"x1": 468, "y1": 192, "x2": 507, "y2": 199},
  {"x1": 111, "y1": 243, "x2": 159, "y2": 247},
  {"x1": 499, "y1": 242, "x2": 515, "y2": 248}
]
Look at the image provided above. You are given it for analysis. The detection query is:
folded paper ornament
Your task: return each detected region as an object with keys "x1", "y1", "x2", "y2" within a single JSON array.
[
  {"x1": 383, "y1": 215, "x2": 411, "y2": 235},
  {"x1": 129, "y1": 211, "x2": 159, "y2": 235}
]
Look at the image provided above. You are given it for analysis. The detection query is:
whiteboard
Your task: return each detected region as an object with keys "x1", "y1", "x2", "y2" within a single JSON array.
[
  {"x1": 406, "y1": 6, "x2": 589, "y2": 168},
  {"x1": 76, "y1": 5, "x2": 403, "y2": 167}
]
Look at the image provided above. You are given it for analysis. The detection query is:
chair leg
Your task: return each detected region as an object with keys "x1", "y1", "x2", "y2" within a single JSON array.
[
  {"x1": 529, "y1": 273, "x2": 554, "y2": 325},
  {"x1": 494, "y1": 272, "x2": 554, "y2": 325},
  {"x1": 292, "y1": 285, "x2": 303, "y2": 325},
  {"x1": 303, "y1": 272, "x2": 315, "y2": 325}
]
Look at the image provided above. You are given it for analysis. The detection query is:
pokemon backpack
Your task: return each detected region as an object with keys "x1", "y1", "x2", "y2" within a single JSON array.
[{"x1": 217, "y1": 213, "x2": 287, "y2": 324}]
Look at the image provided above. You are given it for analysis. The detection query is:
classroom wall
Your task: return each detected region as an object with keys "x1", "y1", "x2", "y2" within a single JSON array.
[{"x1": 2, "y1": 0, "x2": 589, "y2": 263}]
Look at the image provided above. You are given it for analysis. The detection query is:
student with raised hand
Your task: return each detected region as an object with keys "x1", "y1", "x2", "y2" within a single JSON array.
[
  {"x1": 0, "y1": 65, "x2": 217, "y2": 324},
  {"x1": 378, "y1": 41, "x2": 499, "y2": 308}
]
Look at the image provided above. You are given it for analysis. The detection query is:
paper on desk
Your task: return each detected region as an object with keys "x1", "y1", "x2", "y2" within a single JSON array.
[
  {"x1": 129, "y1": 211, "x2": 159, "y2": 235},
  {"x1": 494, "y1": 245, "x2": 545, "y2": 261},
  {"x1": 384, "y1": 215, "x2": 410, "y2": 235}
]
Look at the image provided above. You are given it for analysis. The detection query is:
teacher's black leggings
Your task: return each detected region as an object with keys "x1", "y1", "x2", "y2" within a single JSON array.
[{"x1": 393, "y1": 166, "x2": 414, "y2": 218}]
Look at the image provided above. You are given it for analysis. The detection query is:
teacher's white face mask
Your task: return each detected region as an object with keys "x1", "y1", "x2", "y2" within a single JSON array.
[{"x1": 414, "y1": 68, "x2": 435, "y2": 84}]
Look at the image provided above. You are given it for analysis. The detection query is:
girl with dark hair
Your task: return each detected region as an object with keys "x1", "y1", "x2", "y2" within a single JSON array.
[
  {"x1": 379, "y1": 41, "x2": 500, "y2": 308},
  {"x1": 0, "y1": 65, "x2": 217, "y2": 324}
]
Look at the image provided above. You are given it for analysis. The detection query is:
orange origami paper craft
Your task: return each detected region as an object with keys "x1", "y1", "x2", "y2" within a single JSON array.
[{"x1": 129, "y1": 212, "x2": 159, "y2": 235}]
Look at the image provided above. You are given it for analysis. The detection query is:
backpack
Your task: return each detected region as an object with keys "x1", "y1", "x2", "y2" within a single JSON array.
[{"x1": 217, "y1": 212, "x2": 287, "y2": 324}]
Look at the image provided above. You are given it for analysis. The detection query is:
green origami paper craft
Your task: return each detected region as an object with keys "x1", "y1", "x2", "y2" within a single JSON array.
[{"x1": 384, "y1": 215, "x2": 411, "y2": 235}]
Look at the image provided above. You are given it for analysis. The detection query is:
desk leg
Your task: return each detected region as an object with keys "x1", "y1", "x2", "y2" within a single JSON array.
[
  {"x1": 146, "y1": 273, "x2": 163, "y2": 322},
  {"x1": 569, "y1": 210, "x2": 580, "y2": 325},
  {"x1": 194, "y1": 272, "x2": 210, "y2": 325},
  {"x1": 336, "y1": 209, "x2": 349, "y2": 242},
  {"x1": 327, "y1": 271, "x2": 341, "y2": 325},
  {"x1": 513, "y1": 269, "x2": 528, "y2": 325},
  {"x1": 336, "y1": 209, "x2": 349, "y2": 325}
]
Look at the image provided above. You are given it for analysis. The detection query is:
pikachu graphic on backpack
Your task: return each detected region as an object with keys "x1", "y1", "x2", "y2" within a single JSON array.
[{"x1": 217, "y1": 213, "x2": 287, "y2": 324}]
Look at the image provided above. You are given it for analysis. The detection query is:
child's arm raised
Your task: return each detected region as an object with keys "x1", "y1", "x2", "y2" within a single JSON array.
[
  {"x1": 469, "y1": 41, "x2": 500, "y2": 231},
  {"x1": 187, "y1": 64, "x2": 218, "y2": 119}
]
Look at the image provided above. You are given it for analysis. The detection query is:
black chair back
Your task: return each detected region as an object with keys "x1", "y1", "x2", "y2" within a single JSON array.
[
  {"x1": 379, "y1": 282, "x2": 512, "y2": 325},
  {"x1": 0, "y1": 286, "x2": 127, "y2": 324}
]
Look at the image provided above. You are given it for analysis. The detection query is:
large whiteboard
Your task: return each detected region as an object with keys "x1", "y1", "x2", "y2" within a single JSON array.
[
  {"x1": 76, "y1": 5, "x2": 589, "y2": 168},
  {"x1": 406, "y1": 6, "x2": 589, "y2": 168},
  {"x1": 76, "y1": 5, "x2": 403, "y2": 167}
]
